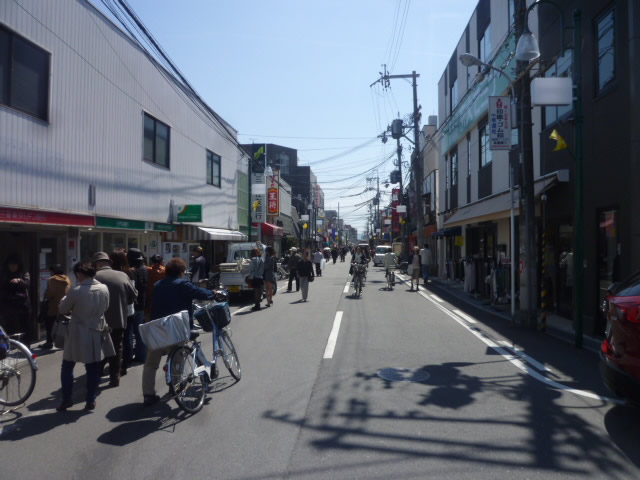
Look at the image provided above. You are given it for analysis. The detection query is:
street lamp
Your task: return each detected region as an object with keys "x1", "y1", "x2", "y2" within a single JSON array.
[
  {"x1": 459, "y1": 52, "x2": 518, "y2": 320},
  {"x1": 515, "y1": 1, "x2": 583, "y2": 347}
]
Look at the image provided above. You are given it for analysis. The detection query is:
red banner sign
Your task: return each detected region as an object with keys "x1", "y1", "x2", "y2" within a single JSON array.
[
  {"x1": 267, "y1": 173, "x2": 279, "y2": 215},
  {"x1": 0, "y1": 207, "x2": 95, "y2": 227}
]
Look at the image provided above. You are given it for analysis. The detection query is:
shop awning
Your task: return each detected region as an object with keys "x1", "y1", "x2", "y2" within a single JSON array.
[
  {"x1": 254, "y1": 222, "x2": 284, "y2": 237},
  {"x1": 444, "y1": 169, "x2": 569, "y2": 228},
  {"x1": 197, "y1": 227, "x2": 248, "y2": 241},
  {"x1": 433, "y1": 226, "x2": 462, "y2": 238}
]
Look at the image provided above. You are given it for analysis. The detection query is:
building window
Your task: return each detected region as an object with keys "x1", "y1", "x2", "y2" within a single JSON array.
[
  {"x1": 450, "y1": 149, "x2": 458, "y2": 186},
  {"x1": 596, "y1": 7, "x2": 615, "y2": 92},
  {"x1": 206, "y1": 150, "x2": 221, "y2": 187},
  {"x1": 143, "y1": 113, "x2": 170, "y2": 168},
  {"x1": 0, "y1": 26, "x2": 50, "y2": 121},
  {"x1": 479, "y1": 122, "x2": 492, "y2": 167},
  {"x1": 479, "y1": 25, "x2": 492, "y2": 64},
  {"x1": 275, "y1": 152, "x2": 289, "y2": 175},
  {"x1": 508, "y1": 0, "x2": 516, "y2": 30},
  {"x1": 543, "y1": 51, "x2": 572, "y2": 128},
  {"x1": 445, "y1": 156, "x2": 450, "y2": 189},
  {"x1": 450, "y1": 78, "x2": 459, "y2": 112},
  {"x1": 467, "y1": 134, "x2": 472, "y2": 176}
]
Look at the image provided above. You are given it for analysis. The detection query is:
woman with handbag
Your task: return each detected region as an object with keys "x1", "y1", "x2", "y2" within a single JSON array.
[
  {"x1": 408, "y1": 246, "x2": 422, "y2": 291},
  {"x1": 297, "y1": 250, "x2": 315, "y2": 302},
  {"x1": 42, "y1": 264, "x2": 71, "y2": 349},
  {"x1": 56, "y1": 262, "x2": 111, "y2": 412},
  {"x1": 263, "y1": 247, "x2": 277, "y2": 307},
  {"x1": 248, "y1": 248, "x2": 264, "y2": 311}
]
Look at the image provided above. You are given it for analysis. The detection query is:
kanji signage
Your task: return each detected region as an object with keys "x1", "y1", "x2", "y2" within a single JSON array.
[
  {"x1": 489, "y1": 96, "x2": 511, "y2": 151},
  {"x1": 251, "y1": 173, "x2": 266, "y2": 223},
  {"x1": 267, "y1": 173, "x2": 279, "y2": 215}
]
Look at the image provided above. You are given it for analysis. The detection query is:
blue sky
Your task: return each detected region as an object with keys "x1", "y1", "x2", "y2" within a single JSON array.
[{"x1": 117, "y1": 0, "x2": 479, "y2": 234}]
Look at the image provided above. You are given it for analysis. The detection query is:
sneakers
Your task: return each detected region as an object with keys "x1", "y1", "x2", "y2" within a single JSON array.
[
  {"x1": 143, "y1": 394, "x2": 160, "y2": 407},
  {"x1": 41, "y1": 341, "x2": 53, "y2": 349},
  {"x1": 56, "y1": 401, "x2": 73, "y2": 412}
]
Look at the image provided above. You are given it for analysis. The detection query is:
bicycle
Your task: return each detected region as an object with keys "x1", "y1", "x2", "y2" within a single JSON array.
[
  {"x1": 386, "y1": 268, "x2": 395, "y2": 290},
  {"x1": 0, "y1": 327, "x2": 38, "y2": 407},
  {"x1": 351, "y1": 264, "x2": 366, "y2": 298},
  {"x1": 164, "y1": 301, "x2": 241, "y2": 414}
]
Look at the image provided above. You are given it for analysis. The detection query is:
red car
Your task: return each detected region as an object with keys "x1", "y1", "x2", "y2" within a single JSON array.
[{"x1": 600, "y1": 271, "x2": 640, "y2": 403}]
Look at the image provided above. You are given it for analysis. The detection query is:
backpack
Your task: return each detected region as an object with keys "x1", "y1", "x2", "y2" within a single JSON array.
[{"x1": 0, "y1": 325, "x2": 9, "y2": 360}]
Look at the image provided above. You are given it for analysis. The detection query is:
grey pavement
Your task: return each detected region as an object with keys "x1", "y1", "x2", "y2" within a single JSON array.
[{"x1": 1, "y1": 261, "x2": 639, "y2": 479}]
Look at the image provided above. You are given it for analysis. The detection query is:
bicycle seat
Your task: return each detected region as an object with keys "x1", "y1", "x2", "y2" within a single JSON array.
[{"x1": 189, "y1": 330, "x2": 201, "y2": 341}]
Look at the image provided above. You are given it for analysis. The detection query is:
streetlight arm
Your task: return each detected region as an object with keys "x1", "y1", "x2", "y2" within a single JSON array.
[
  {"x1": 523, "y1": 0, "x2": 569, "y2": 57},
  {"x1": 459, "y1": 53, "x2": 515, "y2": 99}
]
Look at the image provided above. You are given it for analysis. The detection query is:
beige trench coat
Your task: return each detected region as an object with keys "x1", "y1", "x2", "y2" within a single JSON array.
[{"x1": 58, "y1": 279, "x2": 111, "y2": 364}]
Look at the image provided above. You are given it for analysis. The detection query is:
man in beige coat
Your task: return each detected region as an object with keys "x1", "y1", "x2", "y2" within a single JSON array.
[{"x1": 94, "y1": 252, "x2": 136, "y2": 387}]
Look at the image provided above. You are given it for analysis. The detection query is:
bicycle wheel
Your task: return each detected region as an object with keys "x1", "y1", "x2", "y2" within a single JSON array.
[
  {"x1": 0, "y1": 340, "x2": 37, "y2": 407},
  {"x1": 355, "y1": 277, "x2": 362, "y2": 297},
  {"x1": 168, "y1": 346, "x2": 205, "y2": 414},
  {"x1": 220, "y1": 331, "x2": 241, "y2": 381}
]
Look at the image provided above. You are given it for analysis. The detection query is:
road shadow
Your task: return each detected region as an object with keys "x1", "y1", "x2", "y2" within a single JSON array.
[
  {"x1": 0, "y1": 409, "x2": 88, "y2": 441},
  {"x1": 604, "y1": 404, "x2": 640, "y2": 467}
]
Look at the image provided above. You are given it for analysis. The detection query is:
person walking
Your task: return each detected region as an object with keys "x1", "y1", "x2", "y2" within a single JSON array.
[
  {"x1": 248, "y1": 248, "x2": 265, "y2": 311},
  {"x1": 287, "y1": 247, "x2": 300, "y2": 292},
  {"x1": 145, "y1": 254, "x2": 165, "y2": 322},
  {"x1": 142, "y1": 258, "x2": 214, "y2": 406},
  {"x1": 313, "y1": 249, "x2": 323, "y2": 277},
  {"x1": 56, "y1": 262, "x2": 112, "y2": 412},
  {"x1": 122, "y1": 248, "x2": 147, "y2": 368},
  {"x1": 297, "y1": 250, "x2": 314, "y2": 302},
  {"x1": 94, "y1": 251, "x2": 137, "y2": 388},
  {"x1": 408, "y1": 246, "x2": 422, "y2": 291},
  {"x1": 190, "y1": 246, "x2": 209, "y2": 285},
  {"x1": 42, "y1": 264, "x2": 71, "y2": 349},
  {"x1": 420, "y1": 243, "x2": 432, "y2": 284},
  {"x1": 0, "y1": 254, "x2": 32, "y2": 340},
  {"x1": 264, "y1": 247, "x2": 277, "y2": 307},
  {"x1": 331, "y1": 247, "x2": 338, "y2": 264}
]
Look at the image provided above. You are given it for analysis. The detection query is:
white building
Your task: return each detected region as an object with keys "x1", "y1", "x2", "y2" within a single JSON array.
[{"x1": 0, "y1": 0, "x2": 246, "y2": 332}]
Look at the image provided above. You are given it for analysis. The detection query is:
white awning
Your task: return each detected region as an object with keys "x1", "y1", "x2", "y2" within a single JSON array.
[{"x1": 197, "y1": 227, "x2": 247, "y2": 241}]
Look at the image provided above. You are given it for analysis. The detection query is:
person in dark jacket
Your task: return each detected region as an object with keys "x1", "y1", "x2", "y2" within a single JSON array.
[
  {"x1": 0, "y1": 254, "x2": 32, "y2": 340},
  {"x1": 190, "y1": 246, "x2": 209, "y2": 285},
  {"x1": 263, "y1": 246, "x2": 277, "y2": 307},
  {"x1": 122, "y1": 248, "x2": 148, "y2": 369},
  {"x1": 297, "y1": 250, "x2": 315, "y2": 302},
  {"x1": 142, "y1": 257, "x2": 214, "y2": 406},
  {"x1": 248, "y1": 248, "x2": 264, "y2": 311},
  {"x1": 287, "y1": 247, "x2": 300, "y2": 292}
]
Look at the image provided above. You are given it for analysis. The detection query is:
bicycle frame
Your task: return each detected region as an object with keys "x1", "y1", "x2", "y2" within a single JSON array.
[{"x1": 165, "y1": 324, "x2": 220, "y2": 388}]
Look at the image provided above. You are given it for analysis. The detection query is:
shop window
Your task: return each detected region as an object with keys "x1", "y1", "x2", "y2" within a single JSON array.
[
  {"x1": 0, "y1": 25, "x2": 50, "y2": 121},
  {"x1": 479, "y1": 121, "x2": 492, "y2": 167},
  {"x1": 596, "y1": 7, "x2": 615, "y2": 93},
  {"x1": 206, "y1": 150, "x2": 221, "y2": 187},
  {"x1": 143, "y1": 112, "x2": 170, "y2": 168},
  {"x1": 79, "y1": 231, "x2": 100, "y2": 263}
]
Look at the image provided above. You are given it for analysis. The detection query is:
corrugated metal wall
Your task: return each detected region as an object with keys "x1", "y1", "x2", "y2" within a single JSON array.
[{"x1": 0, "y1": 0, "x2": 242, "y2": 229}]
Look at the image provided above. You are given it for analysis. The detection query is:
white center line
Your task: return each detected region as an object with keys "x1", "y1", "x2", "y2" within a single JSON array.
[
  {"x1": 498, "y1": 341, "x2": 553, "y2": 372},
  {"x1": 323, "y1": 311, "x2": 344, "y2": 359},
  {"x1": 430, "y1": 294, "x2": 445, "y2": 303},
  {"x1": 343, "y1": 282, "x2": 350, "y2": 293},
  {"x1": 452, "y1": 309, "x2": 477, "y2": 324}
]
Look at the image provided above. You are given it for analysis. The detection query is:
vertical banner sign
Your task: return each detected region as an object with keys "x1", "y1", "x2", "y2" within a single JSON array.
[
  {"x1": 251, "y1": 173, "x2": 266, "y2": 223},
  {"x1": 489, "y1": 96, "x2": 511, "y2": 150},
  {"x1": 267, "y1": 173, "x2": 279, "y2": 215}
]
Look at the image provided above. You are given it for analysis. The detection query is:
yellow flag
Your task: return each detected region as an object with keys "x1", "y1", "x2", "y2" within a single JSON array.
[
  {"x1": 303, "y1": 222, "x2": 308, "y2": 229},
  {"x1": 253, "y1": 146, "x2": 265, "y2": 160},
  {"x1": 549, "y1": 129, "x2": 568, "y2": 151},
  {"x1": 252, "y1": 200, "x2": 260, "y2": 211}
]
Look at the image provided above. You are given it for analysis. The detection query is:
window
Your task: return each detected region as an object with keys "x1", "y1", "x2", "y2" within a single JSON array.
[
  {"x1": 508, "y1": 0, "x2": 516, "y2": 29},
  {"x1": 596, "y1": 8, "x2": 615, "y2": 92},
  {"x1": 479, "y1": 25, "x2": 492, "y2": 64},
  {"x1": 543, "y1": 51, "x2": 572, "y2": 128},
  {"x1": 143, "y1": 113, "x2": 170, "y2": 168},
  {"x1": 445, "y1": 156, "x2": 450, "y2": 189},
  {"x1": 479, "y1": 122, "x2": 492, "y2": 167},
  {"x1": 206, "y1": 150, "x2": 221, "y2": 187},
  {"x1": 450, "y1": 149, "x2": 458, "y2": 186},
  {"x1": 0, "y1": 26, "x2": 50, "y2": 121},
  {"x1": 467, "y1": 134, "x2": 472, "y2": 176},
  {"x1": 275, "y1": 152, "x2": 289, "y2": 175},
  {"x1": 450, "y1": 78, "x2": 459, "y2": 111}
]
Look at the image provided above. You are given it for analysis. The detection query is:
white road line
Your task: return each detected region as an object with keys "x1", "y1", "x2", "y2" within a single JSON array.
[
  {"x1": 418, "y1": 290, "x2": 622, "y2": 404},
  {"x1": 430, "y1": 294, "x2": 445, "y2": 303},
  {"x1": 343, "y1": 282, "x2": 350, "y2": 293},
  {"x1": 452, "y1": 309, "x2": 477, "y2": 324},
  {"x1": 323, "y1": 311, "x2": 344, "y2": 359},
  {"x1": 498, "y1": 341, "x2": 553, "y2": 372}
]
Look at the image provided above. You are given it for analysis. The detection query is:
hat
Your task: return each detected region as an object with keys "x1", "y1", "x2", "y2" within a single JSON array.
[
  {"x1": 93, "y1": 252, "x2": 111, "y2": 263},
  {"x1": 291, "y1": 247, "x2": 297, "y2": 252},
  {"x1": 193, "y1": 246, "x2": 203, "y2": 252},
  {"x1": 150, "y1": 254, "x2": 163, "y2": 264},
  {"x1": 127, "y1": 248, "x2": 144, "y2": 262}
]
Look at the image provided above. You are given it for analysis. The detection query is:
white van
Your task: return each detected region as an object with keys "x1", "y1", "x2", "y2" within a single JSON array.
[{"x1": 373, "y1": 245, "x2": 392, "y2": 266}]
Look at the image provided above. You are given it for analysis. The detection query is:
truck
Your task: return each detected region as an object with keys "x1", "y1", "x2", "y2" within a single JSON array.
[{"x1": 218, "y1": 242, "x2": 267, "y2": 297}]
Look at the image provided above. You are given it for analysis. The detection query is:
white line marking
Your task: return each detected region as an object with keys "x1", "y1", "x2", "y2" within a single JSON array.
[
  {"x1": 498, "y1": 341, "x2": 553, "y2": 372},
  {"x1": 418, "y1": 291, "x2": 622, "y2": 404},
  {"x1": 323, "y1": 311, "x2": 344, "y2": 359},
  {"x1": 343, "y1": 282, "x2": 350, "y2": 293},
  {"x1": 452, "y1": 309, "x2": 477, "y2": 324},
  {"x1": 430, "y1": 294, "x2": 445, "y2": 303}
]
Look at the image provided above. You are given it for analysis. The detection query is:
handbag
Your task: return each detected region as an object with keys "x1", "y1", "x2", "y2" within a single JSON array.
[
  {"x1": 309, "y1": 276, "x2": 314, "y2": 283},
  {"x1": 52, "y1": 314, "x2": 70, "y2": 349},
  {"x1": 407, "y1": 264, "x2": 414, "y2": 275}
]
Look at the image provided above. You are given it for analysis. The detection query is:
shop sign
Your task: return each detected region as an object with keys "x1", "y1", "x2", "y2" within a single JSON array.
[
  {"x1": 489, "y1": 96, "x2": 511, "y2": 151},
  {"x1": 175, "y1": 204, "x2": 202, "y2": 223},
  {"x1": 251, "y1": 173, "x2": 266, "y2": 223},
  {"x1": 96, "y1": 216, "x2": 146, "y2": 230},
  {"x1": 153, "y1": 223, "x2": 175, "y2": 232},
  {"x1": 0, "y1": 206, "x2": 94, "y2": 227},
  {"x1": 267, "y1": 173, "x2": 279, "y2": 215}
]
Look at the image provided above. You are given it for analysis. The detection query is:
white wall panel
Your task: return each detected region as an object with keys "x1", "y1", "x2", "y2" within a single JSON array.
[{"x1": 0, "y1": 0, "x2": 242, "y2": 229}]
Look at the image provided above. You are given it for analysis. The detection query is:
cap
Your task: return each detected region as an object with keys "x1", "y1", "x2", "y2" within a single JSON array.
[{"x1": 93, "y1": 252, "x2": 111, "y2": 263}]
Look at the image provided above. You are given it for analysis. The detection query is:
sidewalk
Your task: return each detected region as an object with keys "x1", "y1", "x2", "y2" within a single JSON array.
[{"x1": 427, "y1": 276, "x2": 602, "y2": 353}]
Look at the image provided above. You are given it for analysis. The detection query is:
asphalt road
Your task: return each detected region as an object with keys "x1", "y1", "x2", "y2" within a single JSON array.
[{"x1": 2, "y1": 260, "x2": 639, "y2": 479}]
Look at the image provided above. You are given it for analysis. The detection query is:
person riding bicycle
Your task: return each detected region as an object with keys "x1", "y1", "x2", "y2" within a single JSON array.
[
  {"x1": 383, "y1": 250, "x2": 397, "y2": 280},
  {"x1": 350, "y1": 246, "x2": 367, "y2": 283}
]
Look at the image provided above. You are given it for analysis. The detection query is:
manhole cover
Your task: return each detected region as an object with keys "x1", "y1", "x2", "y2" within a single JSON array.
[{"x1": 377, "y1": 367, "x2": 431, "y2": 383}]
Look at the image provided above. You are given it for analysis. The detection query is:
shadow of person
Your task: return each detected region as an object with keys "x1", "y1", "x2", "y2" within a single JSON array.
[
  {"x1": 418, "y1": 362, "x2": 482, "y2": 409},
  {"x1": 0, "y1": 410, "x2": 86, "y2": 441}
]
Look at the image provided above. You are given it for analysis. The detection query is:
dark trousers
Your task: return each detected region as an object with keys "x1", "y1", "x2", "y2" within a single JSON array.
[
  {"x1": 45, "y1": 315, "x2": 57, "y2": 343},
  {"x1": 61, "y1": 360, "x2": 100, "y2": 404},
  {"x1": 288, "y1": 269, "x2": 299, "y2": 291},
  {"x1": 103, "y1": 327, "x2": 124, "y2": 381},
  {"x1": 314, "y1": 263, "x2": 321, "y2": 276},
  {"x1": 122, "y1": 311, "x2": 146, "y2": 369}
]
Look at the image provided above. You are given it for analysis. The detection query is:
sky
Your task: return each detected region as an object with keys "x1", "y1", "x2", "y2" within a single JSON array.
[{"x1": 105, "y1": 0, "x2": 479, "y2": 235}]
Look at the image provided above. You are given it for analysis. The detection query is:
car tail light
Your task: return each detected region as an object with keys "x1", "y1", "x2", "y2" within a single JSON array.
[
  {"x1": 615, "y1": 303, "x2": 640, "y2": 323},
  {"x1": 601, "y1": 338, "x2": 613, "y2": 355}
]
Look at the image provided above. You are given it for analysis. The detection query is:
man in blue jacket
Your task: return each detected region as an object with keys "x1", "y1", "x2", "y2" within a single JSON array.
[{"x1": 142, "y1": 257, "x2": 214, "y2": 406}]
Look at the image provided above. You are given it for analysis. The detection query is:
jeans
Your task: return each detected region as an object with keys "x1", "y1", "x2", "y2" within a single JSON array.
[
  {"x1": 314, "y1": 263, "x2": 321, "y2": 276},
  {"x1": 422, "y1": 264, "x2": 430, "y2": 282},
  {"x1": 61, "y1": 360, "x2": 100, "y2": 404},
  {"x1": 287, "y1": 269, "x2": 299, "y2": 291},
  {"x1": 123, "y1": 311, "x2": 146, "y2": 368}
]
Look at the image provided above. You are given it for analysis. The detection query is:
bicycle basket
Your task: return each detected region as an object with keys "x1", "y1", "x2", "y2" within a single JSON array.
[
  {"x1": 195, "y1": 302, "x2": 231, "y2": 332},
  {"x1": 0, "y1": 325, "x2": 8, "y2": 360}
]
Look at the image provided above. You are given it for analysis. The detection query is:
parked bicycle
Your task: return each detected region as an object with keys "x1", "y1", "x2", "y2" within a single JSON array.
[
  {"x1": 276, "y1": 262, "x2": 289, "y2": 281},
  {"x1": 0, "y1": 326, "x2": 38, "y2": 407},
  {"x1": 164, "y1": 298, "x2": 241, "y2": 414},
  {"x1": 352, "y1": 264, "x2": 366, "y2": 298}
]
